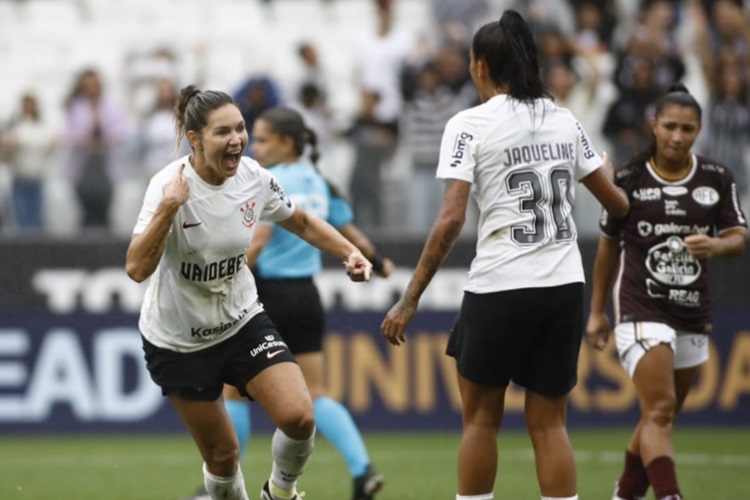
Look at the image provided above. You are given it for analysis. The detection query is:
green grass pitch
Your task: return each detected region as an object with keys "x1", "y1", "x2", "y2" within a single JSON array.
[{"x1": 1, "y1": 429, "x2": 749, "y2": 499}]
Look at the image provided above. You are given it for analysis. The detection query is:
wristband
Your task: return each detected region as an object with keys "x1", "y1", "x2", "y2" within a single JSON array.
[{"x1": 370, "y1": 252, "x2": 385, "y2": 273}]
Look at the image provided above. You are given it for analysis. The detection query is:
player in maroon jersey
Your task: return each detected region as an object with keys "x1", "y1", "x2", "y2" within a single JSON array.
[{"x1": 586, "y1": 83, "x2": 747, "y2": 500}]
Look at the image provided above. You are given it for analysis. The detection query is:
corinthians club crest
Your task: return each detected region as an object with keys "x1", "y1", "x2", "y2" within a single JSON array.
[{"x1": 240, "y1": 201, "x2": 257, "y2": 228}]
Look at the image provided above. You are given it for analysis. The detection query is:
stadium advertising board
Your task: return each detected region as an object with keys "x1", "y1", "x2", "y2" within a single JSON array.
[{"x1": 1, "y1": 262, "x2": 749, "y2": 434}]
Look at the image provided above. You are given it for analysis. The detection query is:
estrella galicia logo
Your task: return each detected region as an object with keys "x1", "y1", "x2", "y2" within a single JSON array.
[{"x1": 450, "y1": 131, "x2": 473, "y2": 167}]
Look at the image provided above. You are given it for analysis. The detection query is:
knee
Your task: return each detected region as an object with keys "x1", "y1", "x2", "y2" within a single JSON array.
[
  {"x1": 278, "y1": 403, "x2": 315, "y2": 440},
  {"x1": 643, "y1": 396, "x2": 677, "y2": 428},
  {"x1": 204, "y1": 444, "x2": 240, "y2": 477}
]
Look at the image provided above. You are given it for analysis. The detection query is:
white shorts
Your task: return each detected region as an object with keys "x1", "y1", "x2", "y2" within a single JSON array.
[{"x1": 614, "y1": 321, "x2": 709, "y2": 377}]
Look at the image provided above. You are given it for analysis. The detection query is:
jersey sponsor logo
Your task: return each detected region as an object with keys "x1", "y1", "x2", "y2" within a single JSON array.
[
  {"x1": 662, "y1": 186, "x2": 688, "y2": 196},
  {"x1": 637, "y1": 221, "x2": 653, "y2": 237},
  {"x1": 265, "y1": 335, "x2": 274, "y2": 341},
  {"x1": 240, "y1": 201, "x2": 257, "y2": 228},
  {"x1": 249, "y1": 339, "x2": 288, "y2": 358},
  {"x1": 180, "y1": 253, "x2": 246, "y2": 282},
  {"x1": 576, "y1": 122, "x2": 596, "y2": 160},
  {"x1": 665, "y1": 199, "x2": 686, "y2": 216},
  {"x1": 269, "y1": 178, "x2": 292, "y2": 208},
  {"x1": 646, "y1": 235, "x2": 701, "y2": 286},
  {"x1": 632, "y1": 187, "x2": 661, "y2": 201},
  {"x1": 645, "y1": 278, "x2": 701, "y2": 307},
  {"x1": 449, "y1": 131, "x2": 473, "y2": 167},
  {"x1": 650, "y1": 222, "x2": 710, "y2": 236},
  {"x1": 182, "y1": 220, "x2": 202, "y2": 229},
  {"x1": 692, "y1": 186, "x2": 720, "y2": 206},
  {"x1": 191, "y1": 308, "x2": 249, "y2": 338}
]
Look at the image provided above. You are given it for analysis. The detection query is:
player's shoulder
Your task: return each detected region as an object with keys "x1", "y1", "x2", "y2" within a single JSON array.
[{"x1": 695, "y1": 154, "x2": 735, "y2": 182}]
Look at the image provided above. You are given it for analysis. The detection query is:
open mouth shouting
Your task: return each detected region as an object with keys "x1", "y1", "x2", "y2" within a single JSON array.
[{"x1": 223, "y1": 150, "x2": 242, "y2": 171}]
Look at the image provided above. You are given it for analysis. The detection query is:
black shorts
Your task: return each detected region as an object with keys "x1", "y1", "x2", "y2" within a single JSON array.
[
  {"x1": 256, "y1": 277, "x2": 325, "y2": 355},
  {"x1": 446, "y1": 282, "x2": 584, "y2": 397},
  {"x1": 142, "y1": 311, "x2": 297, "y2": 401}
]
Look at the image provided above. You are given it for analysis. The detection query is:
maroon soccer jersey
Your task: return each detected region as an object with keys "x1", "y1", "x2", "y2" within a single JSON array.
[{"x1": 600, "y1": 154, "x2": 747, "y2": 333}]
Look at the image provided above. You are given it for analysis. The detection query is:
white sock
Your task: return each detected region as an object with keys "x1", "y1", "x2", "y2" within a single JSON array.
[
  {"x1": 541, "y1": 496, "x2": 578, "y2": 500},
  {"x1": 456, "y1": 494, "x2": 494, "y2": 499},
  {"x1": 202, "y1": 462, "x2": 249, "y2": 500},
  {"x1": 270, "y1": 427, "x2": 315, "y2": 491}
]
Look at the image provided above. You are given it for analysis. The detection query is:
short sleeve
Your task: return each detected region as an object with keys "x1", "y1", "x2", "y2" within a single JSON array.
[
  {"x1": 132, "y1": 174, "x2": 168, "y2": 234},
  {"x1": 574, "y1": 120, "x2": 603, "y2": 181},
  {"x1": 436, "y1": 114, "x2": 477, "y2": 184},
  {"x1": 260, "y1": 170, "x2": 296, "y2": 223},
  {"x1": 716, "y1": 170, "x2": 748, "y2": 234},
  {"x1": 328, "y1": 194, "x2": 354, "y2": 228}
]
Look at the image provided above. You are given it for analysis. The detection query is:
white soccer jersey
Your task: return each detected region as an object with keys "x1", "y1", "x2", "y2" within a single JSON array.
[
  {"x1": 436, "y1": 94, "x2": 602, "y2": 293},
  {"x1": 133, "y1": 155, "x2": 295, "y2": 352}
]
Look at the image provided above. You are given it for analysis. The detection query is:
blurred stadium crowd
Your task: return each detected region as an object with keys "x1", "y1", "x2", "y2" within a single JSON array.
[{"x1": 0, "y1": 0, "x2": 748, "y2": 238}]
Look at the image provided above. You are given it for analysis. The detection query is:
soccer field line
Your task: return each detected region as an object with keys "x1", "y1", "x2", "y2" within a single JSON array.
[{"x1": 1, "y1": 449, "x2": 749, "y2": 468}]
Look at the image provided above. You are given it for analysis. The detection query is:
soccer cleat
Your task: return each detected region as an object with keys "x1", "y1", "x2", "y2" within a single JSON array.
[
  {"x1": 352, "y1": 464, "x2": 385, "y2": 500},
  {"x1": 612, "y1": 482, "x2": 645, "y2": 500},
  {"x1": 260, "y1": 480, "x2": 305, "y2": 500}
]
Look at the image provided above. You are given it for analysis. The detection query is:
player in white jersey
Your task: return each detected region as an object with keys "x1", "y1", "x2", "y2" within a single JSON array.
[
  {"x1": 381, "y1": 11, "x2": 629, "y2": 500},
  {"x1": 125, "y1": 86, "x2": 372, "y2": 500}
]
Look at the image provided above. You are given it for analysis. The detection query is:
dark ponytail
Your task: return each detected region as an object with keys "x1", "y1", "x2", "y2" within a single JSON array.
[
  {"x1": 258, "y1": 106, "x2": 345, "y2": 198},
  {"x1": 472, "y1": 10, "x2": 548, "y2": 101},
  {"x1": 174, "y1": 84, "x2": 235, "y2": 151}
]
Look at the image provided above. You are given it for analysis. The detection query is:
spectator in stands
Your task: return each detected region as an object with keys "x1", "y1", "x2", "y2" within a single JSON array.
[
  {"x1": 63, "y1": 68, "x2": 131, "y2": 230},
  {"x1": 382, "y1": 11, "x2": 628, "y2": 500},
  {"x1": 0, "y1": 93, "x2": 57, "y2": 231},
  {"x1": 402, "y1": 61, "x2": 461, "y2": 233},
  {"x1": 136, "y1": 78, "x2": 186, "y2": 177},
  {"x1": 345, "y1": 89, "x2": 397, "y2": 228},
  {"x1": 602, "y1": 57, "x2": 661, "y2": 167},
  {"x1": 233, "y1": 75, "x2": 282, "y2": 156},
  {"x1": 587, "y1": 84, "x2": 747, "y2": 500}
]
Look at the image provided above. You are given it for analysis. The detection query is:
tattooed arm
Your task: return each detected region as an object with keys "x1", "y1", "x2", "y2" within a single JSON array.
[
  {"x1": 381, "y1": 179, "x2": 470, "y2": 345},
  {"x1": 126, "y1": 165, "x2": 189, "y2": 283}
]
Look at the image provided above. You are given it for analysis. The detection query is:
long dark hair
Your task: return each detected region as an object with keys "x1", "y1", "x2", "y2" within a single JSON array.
[
  {"x1": 174, "y1": 84, "x2": 236, "y2": 151},
  {"x1": 257, "y1": 106, "x2": 345, "y2": 198},
  {"x1": 628, "y1": 83, "x2": 702, "y2": 168},
  {"x1": 472, "y1": 10, "x2": 548, "y2": 101}
]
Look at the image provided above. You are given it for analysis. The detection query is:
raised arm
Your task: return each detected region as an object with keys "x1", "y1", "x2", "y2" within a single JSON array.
[
  {"x1": 381, "y1": 179, "x2": 470, "y2": 346},
  {"x1": 126, "y1": 165, "x2": 189, "y2": 283},
  {"x1": 278, "y1": 206, "x2": 372, "y2": 282},
  {"x1": 585, "y1": 236, "x2": 621, "y2": 350}
]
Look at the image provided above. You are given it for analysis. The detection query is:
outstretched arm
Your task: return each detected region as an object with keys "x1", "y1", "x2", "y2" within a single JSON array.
[
  {"x1": 381, "y1": 179, "x2": 470, "y2": 345},
  {"x1": 278, "y1": 206, "x2": 372, "y2": 282},
  {"x1": 585, "y1": 236, "x2": 621, "y2": 350}
]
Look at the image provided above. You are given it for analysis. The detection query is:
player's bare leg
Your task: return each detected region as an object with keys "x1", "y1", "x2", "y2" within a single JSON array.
[
  {"x1": 456, "y1": 372, "x2": 505, "y2": 496},
  {"x1": 169, "y1": 396, "x2": 248, "y2": 500},
  {"x1": 632, "y1": 344, "x2": 681, "y2": 498},
  {"x1": 247, "y1": 362, "x2": 315, "y2": 499},
  {"x1": 525, "y1": 390, "x2": 577, "y2": 498}
]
